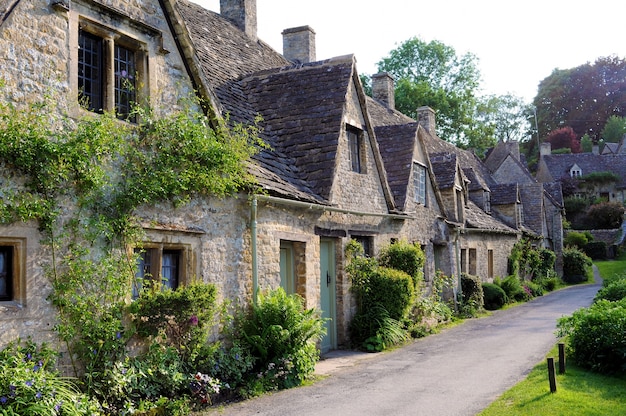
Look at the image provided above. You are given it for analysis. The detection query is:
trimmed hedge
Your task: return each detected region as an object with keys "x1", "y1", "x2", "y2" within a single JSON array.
[
  {"x1": 562, "y1": 246, "x2": 592, "y2": 283},
  {"x1": 482, "y1": 283, "x2": 507, "y2": 310}
]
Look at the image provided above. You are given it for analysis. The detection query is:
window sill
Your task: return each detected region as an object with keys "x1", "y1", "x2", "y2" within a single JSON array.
[{"x1": 0, "y1": 301, "x2": 25, "y2": 312}]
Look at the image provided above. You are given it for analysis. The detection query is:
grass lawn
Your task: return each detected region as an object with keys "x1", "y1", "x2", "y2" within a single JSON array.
[
  {"x1": 594, "y1": 251, "x2": 626, "y2": 281},
  {"x1": 478, "y1": 344, "x2": 626, "y2": 416},
  {"x1": 480, "y1": 255, "x2": 626, "y2": 415}
]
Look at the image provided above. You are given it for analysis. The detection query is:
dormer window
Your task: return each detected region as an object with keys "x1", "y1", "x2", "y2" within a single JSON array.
[
  {"x1": 413, "y1": 162, "x2": 427, "y2": 205},
  {"x1": 570, "y1": 164, "x2": 582, "y2": 178},
  {"x1": 347, "y1": 126, "x2": 365, "y2": 173},
  {"x1": 78, "y1": 24, "x2": 146, "y2": 122}
]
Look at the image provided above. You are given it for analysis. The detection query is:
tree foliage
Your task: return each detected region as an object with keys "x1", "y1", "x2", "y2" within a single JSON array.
[
  {"x1": 546, "y1": 126, "x2": 581, "y2": 153},
  {"x1": 374, "y1": 37, "x2": 530, "y2": 155},
  {"x1": 534, "y1": 56, "x2": 626, "y2": 141},
  {"x1": 601, "y1": 115, "x2": 626, "y2": 143}
]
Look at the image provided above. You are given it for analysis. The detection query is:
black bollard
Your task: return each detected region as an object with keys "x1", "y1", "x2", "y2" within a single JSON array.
[
  {"x1": 558, "y1": 343, "x2": 566, "y2": 374},
  {"x1": 547, "y1": 357, "x2": 557, "y2": 393}
]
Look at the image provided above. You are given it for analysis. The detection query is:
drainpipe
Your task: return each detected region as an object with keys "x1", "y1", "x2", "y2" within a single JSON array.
[
  {"x1": 251, "y1": 196, "x2": 258, "y2": 305},
  {"x1": 454, "y1": 226, "x2": 462, "y2": 310}
]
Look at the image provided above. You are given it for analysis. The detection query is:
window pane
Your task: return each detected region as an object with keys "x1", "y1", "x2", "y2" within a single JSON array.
[
  {"x1": 161, "y1": 250, "x2": 180, "y2": 290},
  {"x1": 78, "y1": 30, "x2": 103, "y2": 112},
  {"x1": 348, "y1": 130, "x2": 361, "y2": 173},
  {"x1": 114, "y1": 45, "x2": 136, "y2": 121},
  {"x1": 133, "y1": 248, "x2": 152, "y2": 297}
]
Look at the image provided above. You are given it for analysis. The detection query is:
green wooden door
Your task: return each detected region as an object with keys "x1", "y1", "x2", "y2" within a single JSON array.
[{"x1": 319, "y1": 239, "x2": 337, "y2": 353}]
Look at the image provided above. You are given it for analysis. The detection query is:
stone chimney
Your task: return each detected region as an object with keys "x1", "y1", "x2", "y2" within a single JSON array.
[
  {"x1": 371, "y1": 72, "x2": 395, "y2": 110},
  {"x1": 540, "y1": 142, "x2": 551, "y2": 156},
  {"x1": 282, "y1": 26, "x2": 316, "y2": 63},
  {"x1": 592, "y1": 144, "x2": 599, "y2": 155},
  {"x1": 417, "y1": 106, "x2": 436, "y2": 135},
  {"x1": 220, "y1": 0, "x2": 257, "y2": 41}
]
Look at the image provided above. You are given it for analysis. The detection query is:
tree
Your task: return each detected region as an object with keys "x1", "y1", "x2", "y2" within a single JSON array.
[
  {"x1": 534, "y1": 56, "x2": 626, "y2": 141},
  {"x1": 475, "y1": 94, "x2": 532, "y2": 143},
  {"x1": 546, "y1": 126, "x2": 581, "y2": 153},
  {"x1": 376, "y1": 37, "x2": 482, "y2": 146},
  {"x1": 601, "y1": 115, "x2": 626, "y2": 143}
]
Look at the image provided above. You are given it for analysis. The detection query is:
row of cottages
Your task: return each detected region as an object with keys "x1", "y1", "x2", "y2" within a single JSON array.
[{"x1": 0, "y1": 0, "x2": 563, "y2": 354}]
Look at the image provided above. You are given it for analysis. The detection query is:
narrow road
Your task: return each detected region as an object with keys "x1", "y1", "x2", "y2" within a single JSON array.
[{"x1": 209, "y1": 274, "x2": 601, "y2": 416}]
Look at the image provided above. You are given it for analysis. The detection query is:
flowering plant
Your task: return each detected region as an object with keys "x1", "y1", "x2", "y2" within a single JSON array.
[
  {"x1": 189, "y1": 372, "x2": 224, "y2": 406},
  {"x1": 0, "y1": 340, "x2": 100, "y2": 415}
]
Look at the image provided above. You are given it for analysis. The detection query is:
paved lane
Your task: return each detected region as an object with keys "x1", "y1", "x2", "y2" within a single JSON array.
[{"x1": 207, "y1": 276, "x2": 600, "y2": 416}]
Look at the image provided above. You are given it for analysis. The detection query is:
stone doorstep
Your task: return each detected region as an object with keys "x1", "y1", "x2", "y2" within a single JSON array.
[{"x1": 314, "y1": 350, "x2": 379, "y2": 376}]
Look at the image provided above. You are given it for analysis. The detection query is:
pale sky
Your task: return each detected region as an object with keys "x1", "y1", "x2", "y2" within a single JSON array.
[{"x1": 193, "y1": 0, "x2": 625, "y2": 103}]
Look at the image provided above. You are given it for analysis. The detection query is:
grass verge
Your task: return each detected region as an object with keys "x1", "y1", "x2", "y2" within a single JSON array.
[{"x1": 478, "y1": 343, "x2": 626, "y2": 415}]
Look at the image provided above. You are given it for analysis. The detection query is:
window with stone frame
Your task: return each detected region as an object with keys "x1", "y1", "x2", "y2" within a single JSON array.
[
  {"x1": 413, "y1": 162, "x2": 427, "y2": 205},
  {"x1": 347, "y1": 126, "x2": 365, "y2": 173},
  {"x1": 133, "y1": 244, "x2": 188, "y2": 297},
  {"x1": 78, "y1": 22, "x2": 146, "y2": 122},
  {"x1": 351, "y1": 235, "x2": 373, "y2": 257},
  {"x1": 0, "y1": 238, "x2": 25, "y2": 304}
]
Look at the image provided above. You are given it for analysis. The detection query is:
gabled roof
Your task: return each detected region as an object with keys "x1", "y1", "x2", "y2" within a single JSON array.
[
  {"x1": 235, "y1": 57, "x2": 354, "y2": 201},
  {"x1": 541, "y1": 153, "x2": 626, "y2": 189},
  {"x1": 602, "y1": 142, "x2": 620, "y2": 154},
  {"x1": 430, "y1": 152, "x2": 459, "y2": 190},
  {"x1": 375, "y1": 122, "x2": 419, "y2": 209},
  {"x1": 542, "y1": 182, "x2": 564, "y2": 208}
]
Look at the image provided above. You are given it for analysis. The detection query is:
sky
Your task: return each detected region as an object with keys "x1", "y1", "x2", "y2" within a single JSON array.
[{"x1": 192, "y1": 0, "x2": 625, "y2": 103}]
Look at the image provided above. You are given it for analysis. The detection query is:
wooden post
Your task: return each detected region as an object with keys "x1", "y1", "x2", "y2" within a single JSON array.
[
  {"x1": 547, "y1": 357, "x2": 557, "y2": 393},
  {"x1": 558, "y1": 343, "x2": 566, "y2": 374}
]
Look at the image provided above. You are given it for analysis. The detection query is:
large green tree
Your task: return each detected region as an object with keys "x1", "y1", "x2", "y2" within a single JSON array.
[
  {"x1": 374, "y1": 37, "x2": 530, "y2": 155},
  {"x1": 376, "y1": 37, "x2": 481, "y2": 145},
  {"x1": 534, "y1": 56, "x2": 626, "y2": 141}
]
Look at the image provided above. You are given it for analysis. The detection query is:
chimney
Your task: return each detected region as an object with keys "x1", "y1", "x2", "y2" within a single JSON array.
[
  {"x1": 282, "y1": 26, "x2": 316, "y2": 63},
  {"x1": 371, "y1": 72, "x2": 395, "y2": 110},
  {"x1": 417, "y1": 106, "x2": 436, "y2": 135},
  {"x1": 220, "y1": 0, "x2": 257, "y2": 41},
  {"x1": 540, "y1": 142, "x2": 551, "y2": 156},
  {"x1": 592, "y1": 144, "x2": 599, "y2": 155}
]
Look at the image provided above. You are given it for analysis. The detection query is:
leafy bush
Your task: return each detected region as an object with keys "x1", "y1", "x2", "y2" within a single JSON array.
[
  {"x1": 595, "y1": 278, "x2": 626, "y2": 302},
  {"x1": 564, "y1": 231, "x2": 591, "y2": 249},
  {"x1": 0, "y1": 340, "x2": 100, "y2": 415},
  {"x1": 585, "y1": 202, "x2": 625, "y2": 229},
  {"x1": 497, "y1": 275, "x2": 527, "y2": 302},
  {"x1": 558, "y1": 299, "x2": 626, "y2": 374},
  {"x1": 458, "y1": 273, "x2": 484, "y2": 317},
  {"x1": 482, "y1": 283, "x2": 507, "y2": 310},
  {"x1": 351, "y1": 306, "x2": 408, "y2": 352},
  {"x1": 562, "y1": 246, "x2": 592, "y2": 283},
  {"x1": 236, "y1": 288, "x2": 325, "y2": 391},
  {"x1": 583, "y1": 241, "x2": 608, "y2": 260},
  {"x1": 378, "y1": 240, "x2": 425, "y2": 289},
  {"x1": 363, "y1": 267, "x2": 415, "y2": 321}
]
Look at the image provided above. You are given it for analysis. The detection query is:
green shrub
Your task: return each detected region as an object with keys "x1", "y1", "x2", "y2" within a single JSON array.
[
  {"x1": 557, "y1": 299, "x2": 626, "y2": 374},
  {"x1": 363, "y1": 267, "x2": 415, "y2": 321},
  {"x1": 482, "y1": 283, "x2": 507, "y2": 310},
  {"x1": 236, "y1": 288, "x2": 325, "y2": 391},
  {"x1": 351, "y1": 305, "x2": 408, "y2": 352},
  {"x1": 0, "y1": 340, "x2": 101, "y2": 415},
  {"x1": 562, "y1": 246, "x2": 592, "y2": 283},
  {"x1": 497, "y1": 275, "x2": 527, "y2": 302},
  {"x1": 595, "y1": 279, "x2": 626, "y2": 302},
  {"x1": 583, "y1": 241, "x2": 608, "y2": 260},
  {"x1": 458, "y1": 273, "x2": 483, "y2": 317},
  {"x1": 564, "y1": 231, "x2": 590, "y2": 249},
  {"x1": 378, "y1": 240, "x2": 425, "y2": 288}
]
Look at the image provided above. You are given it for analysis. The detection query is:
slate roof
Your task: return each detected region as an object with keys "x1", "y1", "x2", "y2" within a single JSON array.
[
  {"x1": 542, "y1": 182, "x2": 564, "y2": 208},
  {"x1": 177, "y1": 1, "x2": 369, "y2": 203},
  {"x1": 490, "y1": 183, "x2": 519, "y2": 205},
  {"x1": 429, "y1": 152, "x2": 459, "y2": 190},
  {"x1": 519, "y1": 183, "x2": 544, "y2": 235},
  {"x1": 375, "y1": 122, "x2": 419, "y2": 209},
  {"x1": 541, "y1": 153, "x2": 626, "y2": 189},
  {"x1": 465, "y1": 200, "x2": 517, "y2": 233}
]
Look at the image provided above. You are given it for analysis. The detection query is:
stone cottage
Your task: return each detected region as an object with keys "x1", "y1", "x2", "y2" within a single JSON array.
[{"x1": 0, "y1": 0, "x2": 563, "y2": 354}]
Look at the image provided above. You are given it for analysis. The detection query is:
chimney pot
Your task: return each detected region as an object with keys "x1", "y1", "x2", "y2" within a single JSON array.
[
  {"x1": 371, "y1": 72, "x2": 395, "y2": 110},
  {"x1": 282, "y1": 26, "x2": 316, "y2": 63},
  {"x1": 220, "y1": 0, "x2": 257, "y2": 41},
  {"x1": 540, "y1": 142, "x2": 552, "y2": 157},
  {"x1": 417, "y1": 106, "x2": 436, "y2": 135}
]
